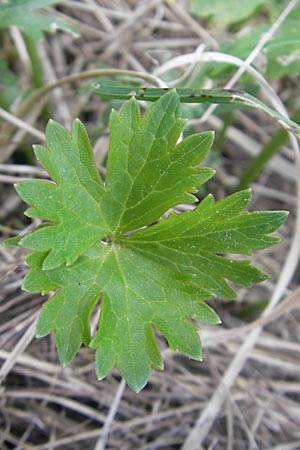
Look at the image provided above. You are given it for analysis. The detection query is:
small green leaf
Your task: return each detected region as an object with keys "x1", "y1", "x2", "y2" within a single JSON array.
[
  {"x1": 0, "y1": 57, "x2": 20, "y2": 109},
  {"x1": 10, "y1": 91, "x2": 288, "y2": 391},
  {"x1": 190, "y1": 0, "x2": 266, "y2": 24},
  {"x1": 0, "y1": 0, "x2": 78, "y2": 40}
]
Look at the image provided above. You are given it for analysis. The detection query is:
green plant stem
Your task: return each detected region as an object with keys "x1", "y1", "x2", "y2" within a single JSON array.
[
  {"x1": 236, "y1": 110, "x2": 300, "y2": 191},
  {"x1": 16, "y1": 70, "x2": 163, "y2": 119},
  {"x1": 214, "y1": 111, "x2": 234, "y2": 157},
  {"x1": 23, "y1": 34, "x2": 44, "y2": 88},
  {"x1": 23, "y1": 33, "x2": 51, "y2": 121},
  {"x1": 0, "y1": 94, "x2": 9, "y2": 111}
]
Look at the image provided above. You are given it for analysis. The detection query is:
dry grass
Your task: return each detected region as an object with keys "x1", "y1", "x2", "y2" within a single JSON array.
[{"x1": 1, "y1": 1, "x2": 300, "y2": 449}]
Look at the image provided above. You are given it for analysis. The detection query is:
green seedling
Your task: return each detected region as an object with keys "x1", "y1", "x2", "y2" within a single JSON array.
[{"x1": 5, "y1": 91, "x2": 288, "y2": 391}]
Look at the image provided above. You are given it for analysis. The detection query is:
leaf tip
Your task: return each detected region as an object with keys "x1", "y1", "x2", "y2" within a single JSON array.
[
  {"x1": 239, "y1": 187, "x2": 252, "y2": 200},
  {"x1": 14, "y1": 181, "x2": 22, "y2": 194},
  {"x1": 46, "y1": 118, "x2": 56, "y2": 128},
  {"x1": 72, "y1": 117, "x2": 85, "y2": 135},
  {"x1": 279, "y1": 210, "x2": 289, "y2": 222},
  {"x1": 127, "y1": 377, "x2": 149, "y2": 393},
  {"x1": 1, "y1": 235, "x2": 22, "y2": 247}
]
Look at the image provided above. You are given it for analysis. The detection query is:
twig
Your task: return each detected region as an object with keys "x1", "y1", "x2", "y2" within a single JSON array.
[
  {"x1": 0, "y1": 107, "x2": 45, "y2": 141},
  {"x1": 0, "y1": 315, "x2": 38, "y2": 385},
  {"x1": 93, "y1": 378, "x2": 126, "y2": 450}
]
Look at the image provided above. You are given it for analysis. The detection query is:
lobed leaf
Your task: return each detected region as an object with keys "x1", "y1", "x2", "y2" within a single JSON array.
[
  {"x1": 8, "y1": 90, "x2": 288, "y2": 391},
  {"x1": 23, "y1": 244, "x2": 220, "y2": 392},
  {"x1": 16, "y1": 119, "x2": 110, "y2": 269},
  {"x1": 125, "y1": 190, "x2": 288, "y2": 299},
  {"x1": 101, "y1": 92, "x2": 214, "y2": 233}
]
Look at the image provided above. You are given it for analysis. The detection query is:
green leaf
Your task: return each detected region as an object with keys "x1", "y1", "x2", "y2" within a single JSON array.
[
  {"x1": 102, "y1": 92, "x2": 214, "y2": 233},
  {"x1": 0, "y1": 0, "x2": 78, "y2": 40},
  {"x1": 24, "y1": 244, "x2": 220, "y2": 392},
  {"x1": 188, "y1": 2, "x2": 300, "y2": 82},
  {"x1": 2, "y1": 235, "x2": 23, "y2": 247},
  {"x1": 125, "y1": 190, "x2": 287, "y2": 299},
  {"x1": 0, "y1": 57, "x2": 20, "y2": 109},
  {"x1": 12, "y1": 91, "x2": 288, "y2": 391},
  {"x1": 17, "y1": 92, "x2": 214, "y2": 269},
  {"x1": 16, "y1": 119, "x2": 110, "y2": 269},
  {"x1": 263, "y1": 7, "x2": 300, "y2": 78},
  {"x1": 190, "y1": 0, "x2": 267, "y2": 24}
]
